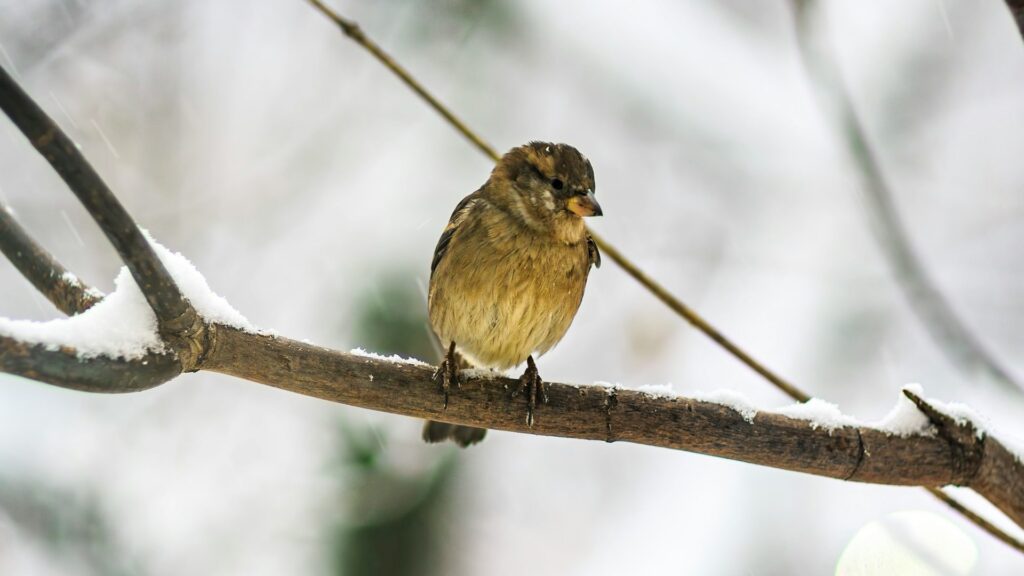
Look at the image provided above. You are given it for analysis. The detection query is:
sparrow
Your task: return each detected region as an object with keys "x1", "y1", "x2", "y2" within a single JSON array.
[{"x1": 423, "y1": 141, "x2": 603, "y2": 447}]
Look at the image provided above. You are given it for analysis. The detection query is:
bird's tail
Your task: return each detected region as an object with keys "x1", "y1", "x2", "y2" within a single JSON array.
[{"x1": 422, "y1": 420, "x2": 487, "y2": 447}]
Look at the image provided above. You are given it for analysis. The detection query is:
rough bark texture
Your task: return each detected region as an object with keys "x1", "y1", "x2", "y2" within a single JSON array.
[
  {"x1": 0, "y1": 335, "x2": 180, "y2": 393},
  {"x1": 0, "y1": 206, "x2": 102, "y2": 315},
  {"x1": 193, "y1": 326, "x2": 1022, "y2": 528}
]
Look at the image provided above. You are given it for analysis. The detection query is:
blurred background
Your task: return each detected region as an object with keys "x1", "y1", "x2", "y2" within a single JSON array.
[{"x1": 1, "y1": 0, "x2": 1023, "y2": 574}]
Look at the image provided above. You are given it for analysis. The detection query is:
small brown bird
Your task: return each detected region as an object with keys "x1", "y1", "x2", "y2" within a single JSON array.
[{"x1": 423, "y1": 142, "x2": 603, "y2": 447}]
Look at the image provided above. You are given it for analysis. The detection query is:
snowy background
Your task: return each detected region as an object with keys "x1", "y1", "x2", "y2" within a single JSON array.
[{"x1": 2, "y1": 0, "x2": 1024, "y2": 574}]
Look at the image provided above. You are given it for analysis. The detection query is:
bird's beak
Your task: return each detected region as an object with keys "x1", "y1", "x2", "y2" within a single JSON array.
[{"x1": 568, "y1": 190, "x2": 603, "y2": 217}]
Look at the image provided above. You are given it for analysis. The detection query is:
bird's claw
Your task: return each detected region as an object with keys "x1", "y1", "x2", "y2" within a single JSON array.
[
  {"x1": 433, "y1": 342, "x2": 461, "y2": 409},
  {"x1": 514, "y1": 356, "x2": 546, "y2": 426}
]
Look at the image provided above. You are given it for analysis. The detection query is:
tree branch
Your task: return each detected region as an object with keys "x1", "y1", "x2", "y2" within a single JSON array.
[
  {"x1": 791, "y1": 2, "x2": 1022, "y2": 396},
  {"x1": 4, "y1": 321, "x2": 1024, "y2": 531},
  {"x1": 0, "y1": 65, "x2": 203, "y2": 354},
  {"x1": 0, "y1": 205, "x2": 102, "y2": 315},
  {"x1": 0, "y1": 335, "x2": 179, "y2": 393}
]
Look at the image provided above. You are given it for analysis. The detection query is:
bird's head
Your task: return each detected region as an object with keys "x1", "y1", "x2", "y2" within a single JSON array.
[{"x1": 490, "y1": 142, "x2": 603, "y2": 227}]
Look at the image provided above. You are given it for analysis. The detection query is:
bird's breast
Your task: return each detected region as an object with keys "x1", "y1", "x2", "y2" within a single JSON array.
[{"x1": 428, "y1": 225, "x2": 591, "y2": 370}]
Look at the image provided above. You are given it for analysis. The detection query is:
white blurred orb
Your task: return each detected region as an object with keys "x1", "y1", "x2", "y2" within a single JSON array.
[{"x1": 836, "y1": 510, "x2": 977, "y2": 576}]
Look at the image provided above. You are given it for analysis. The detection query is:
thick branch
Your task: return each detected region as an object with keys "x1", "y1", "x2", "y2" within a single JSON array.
[
  {"x1": 0, "y1": 335, "x2": 179, "y2": 393},
  {"x1": 0, "y1": 66, "x2": 200, "y2": 344},
  {"x1": 3, "y1": 320, "x2": 1023, "y2": 535},
  {"x1": 207, "y1": 326, "x2": 1024, "y2": 528},
  {"x1": 0, "y1": 205, "x2": 101, "y2": 315}
]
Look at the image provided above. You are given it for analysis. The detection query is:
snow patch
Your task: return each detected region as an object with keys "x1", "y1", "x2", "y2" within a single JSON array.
[
  {"x1": 775, "y1": 398, "x2": 860, "y2": 432},
  {"x1": 348, "y1": 347, "x2": 429, "y2": 367},
  {"x1": 636, "y1": 382, "x2": 676, "y2": 399},
  {"x1": 0, "y1": 266, "x2": 163, "y2": 359},
  {"x1": 143, "y1": 232, "x2": 252, "y2": 330},
  {"x1": 691, "y1": 389, "x2": 758, "y2": 423},
  {"x1": 0, "y1": 234, "x2": 253, "y2": 359},
  {"x1": 872, "y1": 383, "x2": 933, "y2": 437},
  {"x1": 461, "y1": 368, "x2": 500, "y2": 380}
]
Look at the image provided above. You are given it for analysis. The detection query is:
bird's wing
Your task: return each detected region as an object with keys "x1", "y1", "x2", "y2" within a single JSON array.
[
  {"x1": 586, "y1": 232, "x2": 601, "y2": 269},
  {"x1": 431, "y1": 192, "x2": 480, "y2": 276}
]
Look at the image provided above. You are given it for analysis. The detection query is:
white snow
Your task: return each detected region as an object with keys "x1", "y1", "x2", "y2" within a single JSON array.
[
  {"x1": 144, "y1": 232, "x2": 252, "y2": 330},
  {"x1": 461, "y1": 368, "x2": 500, "y2": 380},
  {"x1": 691, "y1": 389, "x2": 759, "y2": 424},
  {"x1": 348, "y1": 347, "x2": 429, "y2": 367},
  {"x1": 0, "y1": 266, "x2": 164, "y2": 359},
  {"x1": 0, "y1": 234, "x2": 253, "y2": 359},
  {"x1": 775, "y1": 398, "x2": 860, "y2": 432},
  {"x1": 60, "y1": 270, "x2": 106, "y2": 299},
  {"x1": 872, "y1": 383, "x2": 933, "y2": 437},
  {"x1": 635, "y1": 382, "x2": 676, "y2": 399}
]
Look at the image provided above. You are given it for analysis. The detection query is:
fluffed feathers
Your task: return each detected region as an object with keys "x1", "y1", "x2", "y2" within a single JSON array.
[{"x1": 424, "y1": 141, "x2": 603, "y2": 446}]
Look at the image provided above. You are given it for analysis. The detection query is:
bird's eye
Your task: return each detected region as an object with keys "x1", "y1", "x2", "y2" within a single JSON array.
[{"x1": 550, "y1": 178, "x2": 564, "y2": 190}]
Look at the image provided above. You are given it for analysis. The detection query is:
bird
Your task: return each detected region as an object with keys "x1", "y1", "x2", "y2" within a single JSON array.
[{"x1": 423, "y1": 141, "x2": 603, "y2": 447}]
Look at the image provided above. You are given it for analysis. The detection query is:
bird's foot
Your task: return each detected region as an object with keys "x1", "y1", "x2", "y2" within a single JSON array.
[
  {"x1": 513, "y1": 356, "x2": 547, "y2": 426},
  {"x1": 432, "y1": 341, "x2": 461, "y2": 409}
]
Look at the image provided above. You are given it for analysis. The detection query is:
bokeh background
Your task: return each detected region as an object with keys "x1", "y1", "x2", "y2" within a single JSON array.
[{"x1": 2, "y1": 0, "x2": 1024, "y2": 574}]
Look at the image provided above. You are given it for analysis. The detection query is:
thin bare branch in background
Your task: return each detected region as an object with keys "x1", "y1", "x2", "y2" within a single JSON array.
[
  {"x1": 300, "y1": 1, "x2": 1024, "y2": 549},
  {"x1": 1006, "y1": 0, "x2": 1024, "y2": 37},
  {"x1": 791, "y1": 2, "x2": 1023, "y2": 396},
  {"x1": 306, "y1": 0, "x2": 501, "y2": 162}
]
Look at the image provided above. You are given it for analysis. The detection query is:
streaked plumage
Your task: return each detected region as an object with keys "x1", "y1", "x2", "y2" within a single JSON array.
[{"x1": 423, "y1": 142, "x2": 602, "y2": 446}]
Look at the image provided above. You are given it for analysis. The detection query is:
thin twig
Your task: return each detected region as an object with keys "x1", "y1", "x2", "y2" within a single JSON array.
[
  {"x1": 590, "y1": 232, "x2": 810, "y2": 402},
  {"x1": 306, "y1": 0, "x2": 501, "y2": 161},
  {"x1": 303, "y1": 1, "x2": 1024, "y2": 551},
  {"x1": 927, "y1": 487, "x2": 1024, "y2": 553},
  {"x1": 791, "y1": 3, "x2": 1022, "y2": 396},
  {"x1": 0, "y1": 205, "x2": 102, "y2": 315}
]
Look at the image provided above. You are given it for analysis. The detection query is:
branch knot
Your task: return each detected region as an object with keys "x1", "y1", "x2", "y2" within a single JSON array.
[
  {"x1": 159, "y1": 306, "x2": 210, "y2": 372},
  {"x1": 903, "y1": 389, "x2": 985, "y2": 487}
]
